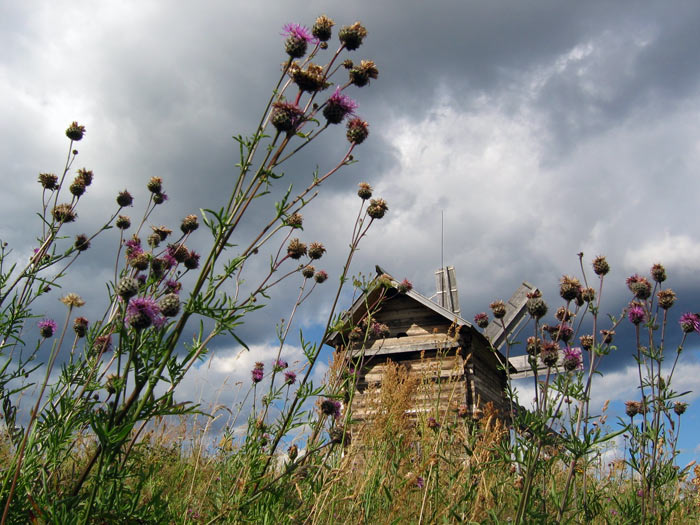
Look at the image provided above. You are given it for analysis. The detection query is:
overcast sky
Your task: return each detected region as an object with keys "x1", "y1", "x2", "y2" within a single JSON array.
[{"x1": 3, "y1": 1, "x2": 700, "y2": 461}]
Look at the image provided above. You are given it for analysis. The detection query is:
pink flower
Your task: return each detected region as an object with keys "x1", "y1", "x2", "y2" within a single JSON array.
[
  {"x1": 680, "y1": 312, "x2": 700, "y2": 334},
  {"x1": 322, "y1": 87, "x2": 358, "y2": 124},
  {"x1": 628, "y1": 303, "x2": 645, "y2": 325},
  {"x1": 38, "y1": 319, "x2": 57, "y2": 338},
  {"x1": 126, "y1": 297, "x2": 164, "y2": 330},
  {"x1": 252, "y1": 362, "x2": 264, "y2": 383},
  {"x1": 562, "y1": 346, "x2": 583, "y2": 372},
  {"x1": 473, "y1": 312, "x2": 489, "y2": 329},
  {"x1": 284, "y1": 370, "x2": 297, "y2": 384}
]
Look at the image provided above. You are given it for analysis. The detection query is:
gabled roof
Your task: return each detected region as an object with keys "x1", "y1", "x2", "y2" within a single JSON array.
[{"x1": 324, "y1": 266, "x2": 514, "y2": 372}]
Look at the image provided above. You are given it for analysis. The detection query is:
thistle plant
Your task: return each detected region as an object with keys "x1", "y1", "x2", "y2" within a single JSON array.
[
  {"x1": 0, "y1": 16, "x2": 387, "y2": 523},
  {"x1": 483, "y1": 254, "x2": 696, "y2": 524}
]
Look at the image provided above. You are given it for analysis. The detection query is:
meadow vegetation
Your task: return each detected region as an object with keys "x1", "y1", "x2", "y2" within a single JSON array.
[{"x1": 1, "y1": 15, "x2": 699, "y2": 524}]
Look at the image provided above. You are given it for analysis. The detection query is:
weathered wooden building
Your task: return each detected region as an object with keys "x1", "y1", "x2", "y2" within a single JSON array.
[{"x1": 326, "y1": 267, "x2": 533, "y2": 423}]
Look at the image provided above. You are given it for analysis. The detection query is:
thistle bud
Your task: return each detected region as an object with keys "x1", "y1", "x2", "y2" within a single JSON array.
[
  {"x1": 285, "y1": 213, "x2": 303, "y2": 228},
  {"x1": 357, "y1": 182, "x2": 372, "y2": 200},
  {"x1": 314, "y1": 270, "x2": 328, "y2": 283},
  {"x1": 76, "y1": 168, "x2": 93, "y2": 186},
  {"x1": 473, "y1": 312, "x2": 489, "y2": 329},
  {"x1": 367, "y1": 198, "x2": 388, "y2": 219},
  {"x1": 73, "y1": 317, "x2": 89, "y2": 337},
  {"x1": 559, "y1": 275, "x2": 581, "y2": 302},
  {"x1": 69, "y1": 179, "x2": 86, "y2": 197},
  {"x1": 180, "y1": 215, "x2": 199, "y2": 235},
  {"x1": 52, "y1": 203, "x2": 77, "y2": 223},
  {"x1": 346, "y1": 117, "x2": 369, "y2": 144},
  {"x1": 308, "y1": 242, "x2": 326, "y2": 260},
  {"x1": 651, "y1": 263, "x2": 666, "y2": 283},
  {"x1": 302, "y1": 265, "x2": 315, "y2": 278},
  {"x1": 657, "y1": 289, "x2": 676, "y2": 310},
  {"x1": 116, "y1": 215, "x2": 131, "y2": 229},
  {"x1": 74, "y1": 234, "x2": 90, "y2": 252},
  {"x1": 147, "y1": 177, "x2": 163, "y2": 194}
]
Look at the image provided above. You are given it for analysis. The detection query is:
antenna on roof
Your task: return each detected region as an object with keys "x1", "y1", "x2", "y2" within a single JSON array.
[{"x1": 433, "y1": 211, "x2": 460, "y2": 315}]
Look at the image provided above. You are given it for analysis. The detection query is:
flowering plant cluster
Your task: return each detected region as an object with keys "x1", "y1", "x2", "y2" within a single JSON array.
[
  {"x1": 0, "y1": 16, "x2": 390, "y2": 523},
  {"x1": 481, "y1": 254, "x2": 696, "y2": 523}
]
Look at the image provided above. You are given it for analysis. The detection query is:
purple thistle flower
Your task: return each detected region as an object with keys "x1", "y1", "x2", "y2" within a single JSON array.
[
  {"x1": 274, "y1": 359, "x2": 288, "y2": 371},
  {"x1": 680, "y1": 312, "x2": 700, "y2": 333},
  {"x1": 165, "y1": 279, "x2": 181, "y2": 293},
  {"x1": 322, "y1": 87, "x2": 358, "y2": 124},
  {"x1": 284, "y1": 370, "x2": 296, "y2": 384},
  {"x1": 162, "y1": 253, "x2": 178, "y2": 268},
  {"x1": 124, "y1": 238, "x2": 143, "y2": 259},
  {"x1": 252, "y1": 362, "x2": 264, "y2": 383},
  {"x1": 282, "y1": 23, "x2": 316, "y2": 58},
  {"x1": 126, "y1": 297, "x2": 164, "y2": 330},
  {"x1": 320, "y1": 398, "x2": 341, "y2": 419},
  {"x1": 562, "y1": 346, "x2": 583, "y2": 372},
  {"x1": 628, "y1": 303, "x2": 646, "y2": 325},
  {"x1": 282, "y1": 23, "x2": 315, "y2": 43},
  {"x1": 38, "y1": 319, "x2": 57, "y2": 338},
  {"x1": 397, "y1": 278, "x2": 413, "y2": 294},
  {"x1": 416, "y1": 476, "x2": 425, "y2": 489},
  {"x1": 473, "y1": 312, "x2": 489, "y2": 329}
]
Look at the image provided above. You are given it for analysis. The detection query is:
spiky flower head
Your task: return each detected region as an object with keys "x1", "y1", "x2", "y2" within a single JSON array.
[
  {"x1": 553, "y1": 323, "x2": 573, "y2": 342},
  {"x1": 397, "y1": 278, "x2": 413, "y2": 294},
  {"x1": 674, "y1": 402, "x2": 688, "y2": 416},
  {"x1": 526, "y1": 336, "x2": 542, "y2": 356},
  {"x1": 159, "y1": 293, "x2": 180, "y2": 317},
  {"x1": 93, "y1": 334, "x2": 112, "y2": 354},
  {"x1": 357, "y1": 182, "x2": 372, "y2": 200},
  {"x1": 69, "y1": 178, "x2": 86, "y2": 197},
  {"x1": 74, "y1": 234, "x2": 90, "y2": 252},
  {"x1": 179, "y1": 214, "x2": 199, "y2": 234},
  {"x1": 126, "y1": 297, "x2": 163, "y2": 330},
  {"x1": 541, "y1": 341, "x2": 560, "y2": 367},
  {"x1": 147, "y1": 177, "x2": 163, "y2": 194},
  {"x1": 474, "y1": 312, "x2": 489, "y2": 329},
  {"x1": 346, "y1": 117, "x2": 369, "y2": 144},
  {"x1": 151, "y1": 225, "x2": 172, "y2": 242},
  {"x1": 628, "y1": 302, "x2": 646, "y2": 325},
  {"x1": 625, "y1": 401, "x2": 642, "y2": 418},
  {"x1": 526, "y1": 296, "x2": 548, "y2": 319},
  {"x1": 271, "y1": 101, "x2": 305, "y2": 133},
  {"x1": 38, "y1": 319, "x2": 57, "y2": 338},
  {"x1": 116, "y1": 277, "x2": 139, "y2": 300},
  {"x1": 124, "y1": 237, "x2": 143, "y2": 259},
  {"x1": 592, "y1": 255, "x2": 610, "y2": 276},
  {"x1": 184, "y1": 250, "x2": 200, "y2": 270},
  {"x1": 323, "y1": 87, "x2": 357, "y2": 124},
  {"x1": 457, "y1": 404, "x2": 469, "y2": 418},
  {"x1": 116, "y1": 190, "x2": 134, "y2": 207},
  {"x1": 285, "y1": 212, "x2": 303, "y2": 228},
  {"x1": 679, "y1": 312, "x2": 700, "y2": 334},
  {"x1": 116, "y1": 215, "x2": 131, "y2": 229},
  {"x1": 147, "y1": 233, "x2": 161, "y2": 249},
  {"x1": 562, "y1": 346, "x2": 583, "y2": 372},
  {"x1": 600, "y1": 329, "x2": 615, "y2": 344},
  {"x1": 65, "y1": 121, "x2": 86, "y2": 141},
  {"x1": 39, "y1": 173, "x2": 58, "y2": 190},
  {"x1": 314, "y1": 270, "x2": 328, "y2": 283},
  {"x1": 349, "y1": 60, "x2": 379, "y2": 87},
  {"x1": 282, "y1": 23, "x2": 315, "y2": 58},
  {"x1": 52, "y1": 203, "x2": 77, "y2": 223},
  {"x1": 371, "y1": 321, "x2": 390, "y2": 338},
  {"x1": 581, "y1": 287, "x2": 596, "y2": 303},
  {"x1": 555, "y1": 306, "x2": 573, "y2": 322},
  {"x1": 76, "y1": 168, "x2": 93, "y2": 186},
  {"x1": 490, "y1": 300, "x2": 506, "y2": 319},
  {"x1": 152, "y1": 192, "x2": 167, "y2": 205},
  {"x1": 73, "y1": 317, "x2": 89, "y2": 338},
  {"x1": 306, "y1": 242, "x2": 325, "y2": 260},
  {"x1": 427, "y1": 417, "x2": 440, "y2": 429},
  {"x1": 251, "y1": 362, "x2": 264, "y2": 383},
  {"x1": 579, "y1": 334, "x2": 594, "y2": 350},
  {"x1": 312, "y1": 15, "x2": 334, "y2": 41},
  {"x1": 338, "y1": 22, "x2": 367, "y2": 51},
  {"x1": 559, "y1": 275, "x2": 581, "y2": 302},
  {"x1": 289, "y1": 62, "x2": 328, "y2": 93},
  {"x1": 167, "y1": 243, "x2": 189, "y2": 263},
  {"x1": 284, "y1": 370, "x2": 297, "y2": 385},
  {"x1": 60, "y1": 293, "x2": 85, "y2": 308},
  {"x1": 626, "y1": 274, "x2": 652, "y2": 300},
  {"x1": 651, "y1": 263, "x2": 666, "y2": 283},
  {"x1": 287, "y1": 238, "x2": 307, "y2": 259},
  {"x1": 302, "y1": 265, "x2": 315, "y2": 278},
  {"x1": 657, "y1": 289, "x2": 676, "y2": 310},
  {"x1": 320, "y1": 398, "x2": 341, "y2": 418},
  {"x1": 130, "y1": 253, "x2": 150, "y2": 271},
  {"x1": 367, "y1": 198, "x2": 388, "y2": 219}
]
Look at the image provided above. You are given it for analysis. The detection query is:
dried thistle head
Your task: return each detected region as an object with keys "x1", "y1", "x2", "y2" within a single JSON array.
[
  {"x1": 338, "y1": 21, "x2": 367, "y2": 51},
  {"x1": 180, "y1": 214, "x2": 199, "y2": 234},
  {"x1": 60, "y1": 293, "x2": 85, "y2": 308},
  {"x1": 285, "y1": 212, "x2": 303, "y2": 228},
  {"x1": 76, "y1": 168, "x2": 93, "y2": 186},
  {"x1": 592, "y1": 255, "x2": 610, "y2": 276},
  {"x1": 308, "y1": 242, "x2": 326, "y2": 260},
  {"x1": 367, "y1": 198, "x2": 388, "y2": 219},
  {"x1": 39, "y1": 173, "x2": 58, "y2": 190},
  {"x1": 657, "y1": 289, "x2": 676, "y2": 310},
  {"x1": 116, "y1": 190, "x2": 133, "y2": 207},
  {"x1": 559, "y1": 275, "x2": 581, "y2": 302},
  {"x1": 651, "y1": 263, "x2": 666, "y2": 283},
  {"x1": 287, "y1": 238, "x2": 307, "y2": 259},
  {"x1": 65, "y1": 121, "x2": 86, "y2": 141},
  {"x1": 74, "y1": 234, "x2": 90, "y2": 252},
  {"x1": 490, "y1": 300, "x2": 506, "y2": 319},
  {"x1": 312, "y1": 15, "x2": 334, "y2": 41},
  {"x1": 357, "y1": 182, "x2": 372, "y2": 200},
  {"x1": 147, "y1": 177, "x2": 163, "y2": 194},
  {"x1": 349, "y1": 59, "x2": 379, "y2": 87},
  {"x1": 151, "y1": 225, "x2": 172, "y2": 242},
  {"x1": 52, "y1": 203, "x2": 77, "y2": 223},
  {"x1": 116, "y1": 215, "x2": 131, "y2": 230},
  {"x1": 346, "y1": 117, "x2": 369, "y2": 144}
]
